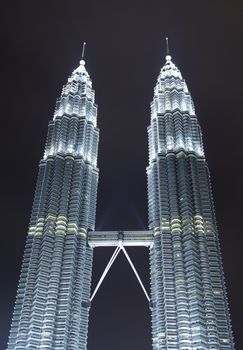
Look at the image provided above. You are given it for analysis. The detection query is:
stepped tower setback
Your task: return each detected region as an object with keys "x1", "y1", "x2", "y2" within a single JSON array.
[{"x1": 7, "y1": 46, "x2": 235, "y2": 350}]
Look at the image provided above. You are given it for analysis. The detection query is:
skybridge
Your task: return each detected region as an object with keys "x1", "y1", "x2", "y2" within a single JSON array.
[
  {"x1": 88, "y1": 230, "x2": 153, "y2": 302},
  {"x1": 88, "y1": 230, "x2": 154, "y2": 248}
]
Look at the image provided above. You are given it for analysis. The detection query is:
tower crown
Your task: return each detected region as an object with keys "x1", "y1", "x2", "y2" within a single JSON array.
[
  {"x1": 44, "y1": 53, "x2": 99, "y2": 164},
  {"x1": 70, "y1": 59, "x2": 90, "y2": 83},
  {"x1": 64, "y1": 58, "x2": 92, "y2": 95},
  {"x1": 159, "y1": 54, "x2": 182, "y2": 79},
  {"x1": 148, "y1": 50, "x2": 204, "y2": 160},
  {"x1": 69, "y1": 43, "x2": 89, "y2": 83}
]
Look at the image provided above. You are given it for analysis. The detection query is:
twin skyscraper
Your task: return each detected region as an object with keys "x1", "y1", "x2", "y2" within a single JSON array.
[{"x1": 7, "y1": 45, "x2": 234, "y2": 349}]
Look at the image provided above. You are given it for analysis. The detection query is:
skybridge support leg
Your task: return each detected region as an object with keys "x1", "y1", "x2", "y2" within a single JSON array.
[
  {"x1": 90, "y1": 245, "x2": 121, "y2": 301},
  {"x1": 90, "y1": 243, "x2": 150, "y2": 303}
]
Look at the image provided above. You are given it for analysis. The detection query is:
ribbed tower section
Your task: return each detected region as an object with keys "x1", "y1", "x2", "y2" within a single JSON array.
[
  {"x1": 7, "y1": 59, "x2": 99, "y2": 350},
  {"x1": 147, "y1": 55, "x2": 234, "y2": 349}
]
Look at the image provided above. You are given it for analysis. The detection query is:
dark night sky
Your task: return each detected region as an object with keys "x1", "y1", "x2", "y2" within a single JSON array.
[{"x1": 1, "y1": 1, "x2": 243, "y2": 349}]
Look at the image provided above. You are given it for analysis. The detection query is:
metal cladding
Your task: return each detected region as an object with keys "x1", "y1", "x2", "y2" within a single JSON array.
[
  {"x1": 7, "y1": 50, "x2": 235, "y2": 350},
  {"x1": 147, "y1": 55, "x2": 234, "y2": 349},
  {"x1": 7, "y1": 59, "x2": 99, "y2": 349}
]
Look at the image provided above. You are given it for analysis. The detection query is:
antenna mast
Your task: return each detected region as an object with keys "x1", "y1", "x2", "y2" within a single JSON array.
[
  {"x1": 81, "y1": 42, "x2": 86, "y2": 59},
  {"x1": 165, "y1": 37, "x2": 170, "y2": 56}
]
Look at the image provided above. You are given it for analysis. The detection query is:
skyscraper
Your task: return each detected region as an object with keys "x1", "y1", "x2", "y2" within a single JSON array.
[
  {"x1": 7, "y1": 57, "x2": 99, "y2": 349},
  {"x1": 147, "y1": 50, "x2": 234, "y2": 349},
  {"x1": 7, "y1": 47, "x2": 234, "y2": 350}
]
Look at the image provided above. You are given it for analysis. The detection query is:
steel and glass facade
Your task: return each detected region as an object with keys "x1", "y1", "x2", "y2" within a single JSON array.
[
  {"x1": 7, "y1": 52, "x2": 234, "y2": 350},
  {"x1": 147, "y1": 55, "x2": 234, "y2": 349},
  {"x1": 7, "y1": 59, "x2": 99, "y2": 350}
]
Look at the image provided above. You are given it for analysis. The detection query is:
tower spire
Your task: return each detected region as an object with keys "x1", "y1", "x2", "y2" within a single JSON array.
[
  {"x1": 81, "y1": 42, "x2": 86, "y2": 60},
  {"x1": 165, "y1": 37, "x2": 171, "y2": 61},
  {"x1": 165, "y1": 37, "x2": 170, "y2": 55},
  {"x1": 78, "y1": 42, "x2": 87, "y2": 71}
]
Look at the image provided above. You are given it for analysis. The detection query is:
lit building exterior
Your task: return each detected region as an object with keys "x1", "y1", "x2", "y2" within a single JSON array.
[
  {"x1": 7, "y1": 59, "x2": 99, "y2": 349},
  {"x1": 147, "y1": 54, "x2": 235, "y2": 349},
  {"x1": 7, "y1": 50, "x2": 235, "y2": 350}
]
